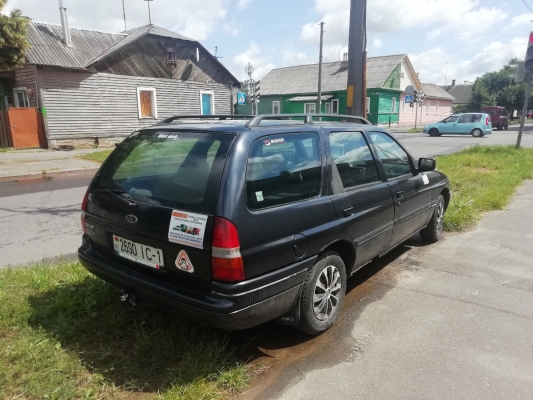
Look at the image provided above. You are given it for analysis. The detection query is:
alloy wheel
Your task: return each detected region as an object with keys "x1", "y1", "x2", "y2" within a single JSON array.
[
  {"x1": 437, "y1": 200, "x2": 444, "y2": 234},
  {"x1": 313, "y1": 265, "x2": 342, "y2": 321}
]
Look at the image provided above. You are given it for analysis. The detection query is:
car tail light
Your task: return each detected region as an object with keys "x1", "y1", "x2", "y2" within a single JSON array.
[
  {"x1": 81, "y1": 189, "x2": 90, "y2": 235},
  {"x1": 486, "y1": 116, "x2": 490, "y2": 126},
  {"x1": 211, "y1": 217, "x2": 245, "y2": 282}
]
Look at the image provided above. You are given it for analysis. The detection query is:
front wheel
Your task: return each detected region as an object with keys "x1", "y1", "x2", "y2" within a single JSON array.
[
  {"x1": 296, "y1": 252, "x2": 347, "y2": 335},
  {"x1": 496, "y1": 125, "x2": 502, "y2": 131},
  {"x1": 429, "y1": 128, "x2": 440, "y2": 137},
  {"x1": 504, "y1": 124, "x2": 509, "y2": 130},
  {"x1": 420, "y1": 195, "x2": 445, "y2": 243},
  {"x1": 472, "y1": 128, "x2": 484, "y2": 137}
]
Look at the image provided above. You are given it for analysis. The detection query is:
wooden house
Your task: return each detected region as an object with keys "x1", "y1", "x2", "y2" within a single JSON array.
[{"x1": 7, "y1": 21, "x2": 239, "y2": 148}]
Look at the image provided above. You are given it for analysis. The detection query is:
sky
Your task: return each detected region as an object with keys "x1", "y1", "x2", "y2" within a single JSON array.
[{"x1": 4, "y1": 0, "x2": 533, "y2": 84}]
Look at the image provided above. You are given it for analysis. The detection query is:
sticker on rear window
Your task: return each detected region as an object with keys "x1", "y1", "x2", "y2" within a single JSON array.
[
  {"x1": 168, "y1": 210, "x2": 208, "y2": 249},
  {"x1": 256, "y1": 191, "x2": 264, "y2": 202},
  {"x1": 263, "y1": 138, "x2": 285, "y2": 146},
  {"x1": 176, "y1": 250, "x2": 194, "y2": 273}
]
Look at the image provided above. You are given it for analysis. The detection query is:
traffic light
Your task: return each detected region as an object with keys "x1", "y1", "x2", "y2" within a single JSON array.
[
  {"x1": 526, "y1": 32, "x2": 533, "y2": 71},
  {"x1": 509, "y1": 62, "x2": 526, "y2": 83},
  {"x1": 254, "y1": 80, "x2": 261, "y2": 103},
  {"x1": 413, "y1": 90, "x2": 419, "y2": 103}
]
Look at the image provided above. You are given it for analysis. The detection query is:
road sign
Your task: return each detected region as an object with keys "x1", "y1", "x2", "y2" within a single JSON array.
[
  {"x1": 237, "y1": 92, "x2": 247, "y2": 105},
  {"x1": 244, "y1": 62, "x2": 254, "y2": 77},
  {"x1": 404, "y1": 95, "x2": 413, "y2": 103},
  {"x1": 405, "y1": 85, "x2": 415, "y2": 96}
]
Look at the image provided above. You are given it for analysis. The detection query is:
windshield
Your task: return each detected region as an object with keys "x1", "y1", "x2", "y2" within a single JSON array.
[{"x1": 93, "y1": 130, "x2": 234, "y2": 214}]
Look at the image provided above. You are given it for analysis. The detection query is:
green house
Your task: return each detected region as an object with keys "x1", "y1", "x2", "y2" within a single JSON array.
[{"x1": 236, "y1": 54, "x2": 412, "y2": 125}]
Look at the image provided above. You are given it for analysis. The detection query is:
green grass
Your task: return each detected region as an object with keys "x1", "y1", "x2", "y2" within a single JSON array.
[
  {"x1": 407, "y1": 128, "x2": 424, "y2": 133},
  {"x1": 437, "y1": 146, "x2": 533, "y2": 232},
  {"x1": 80, "y1": 150, "x2": 113, "y2": 163},
  {"x1": 0, "y1": 147, "x2": 13, "y2": 153},
  {"x1": 0, "y1": 261, "x2": 249, "y2": 400}
]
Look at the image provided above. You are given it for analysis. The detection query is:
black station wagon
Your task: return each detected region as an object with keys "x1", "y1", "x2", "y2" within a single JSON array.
[{"x1": 79, "y1": 114, "x2": 450, "y2": 335}]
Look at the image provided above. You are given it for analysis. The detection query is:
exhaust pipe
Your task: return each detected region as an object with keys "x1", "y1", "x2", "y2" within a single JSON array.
[{"x1": 119, "y1": 291, "x2": 137, "y2": 307}]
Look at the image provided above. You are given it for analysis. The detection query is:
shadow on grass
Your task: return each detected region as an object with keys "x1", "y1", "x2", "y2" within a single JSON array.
[{"x1": 27, "y1": 278, "x2": 244, "y2": 395}]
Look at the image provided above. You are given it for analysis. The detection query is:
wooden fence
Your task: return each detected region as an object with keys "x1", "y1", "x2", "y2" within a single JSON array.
[{"x1": 0, "y1": 111, "x2": 13, "y2": 148}]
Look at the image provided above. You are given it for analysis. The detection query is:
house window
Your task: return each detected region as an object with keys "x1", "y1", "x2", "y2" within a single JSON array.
[
  {"x1": 436, "y1": 101, "x2": 439, "y2": 115},
  {"x1": 272, "y1": 101, "x2": 280, "y2": 114},
  {"x1": 426, "y1": 100, "x2": 430, "y2": 115},
  {"x1": 304, "y1": 103, "x2": 316, "y2": 114},
  {"x1": 200, "y1": 91, "x2": 215, "y2": 115},
  {"x1": 166, "y1": 45, "x2": 176, "y2": 64},
  {"x1": 13, "y1": 88, "x2": 30, "y2": 108},
  {"x1": 366, "y1": 97, "x2": 371, "y2": 114},
  {"x1": 331, "y1": 99, "x2": 339, "y2": 114},
  {"x1": 324, "y1": 102, "x2": 331, "y2": 114},
  {"x1": 137, "y1": 88, "x2": 157, "y2": 119},
  {"x1": 401, "y1": 98, "x2": 405, "y2": 114},
  {"x1": 391, "y1": 97, "x2": 396, "y2": 113}
]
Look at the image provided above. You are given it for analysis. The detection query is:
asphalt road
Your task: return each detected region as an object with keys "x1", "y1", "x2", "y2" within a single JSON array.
[
  {"x1": 1, "y1": 129, "x2": 532, "y2": 267},
  {"x1": 0, "y1": 172, "x2": 94, "y2": 267}
]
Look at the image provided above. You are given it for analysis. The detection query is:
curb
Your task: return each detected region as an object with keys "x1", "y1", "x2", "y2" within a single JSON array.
[{"x1": 0, "y1": 167, "x2": 99, "y2": 182}]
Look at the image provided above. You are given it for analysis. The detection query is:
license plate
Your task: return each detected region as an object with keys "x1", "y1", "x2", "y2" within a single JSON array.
[{"x1": 113, "y1": 235, "x2": 164, "y2": 269}]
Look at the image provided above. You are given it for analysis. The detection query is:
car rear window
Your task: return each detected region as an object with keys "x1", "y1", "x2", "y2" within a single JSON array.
[
  {"x1": 93, "y1": 130, "x2": 234, "y2": 214},
  {"x1": 246, "y1": 133, "x2": 322, "y2": 210}
]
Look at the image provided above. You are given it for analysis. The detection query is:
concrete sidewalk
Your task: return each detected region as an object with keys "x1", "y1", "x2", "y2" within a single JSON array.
[
  {"x1": 263, "y1": 181, "x2": 533, "y2": 400},
  {"x1": 0, "y1": 148, "x2": 104, "y2": 179}
]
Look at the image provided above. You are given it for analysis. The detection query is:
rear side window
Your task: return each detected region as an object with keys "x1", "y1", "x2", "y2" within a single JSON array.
[
  {"x1": 246, "y1": 133, "x2": 321, "y2": 210},
  {"x1": 329, "y1": 131, "x2": 381, "y2": 189},
  {"x1": 94, "y1": 130, "x2": 233, "y2": 214}
]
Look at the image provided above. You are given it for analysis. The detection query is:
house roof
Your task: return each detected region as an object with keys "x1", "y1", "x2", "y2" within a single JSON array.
[
  {"x1": 438, "y1": 84, "x2": 473, "y2": 104},
  {"x1": 421, "y1": 83, "x2": 455, "y2": 101},
  {"x1": 260, "y1": 54, "x2": 406, "y2": 96},
  {"x1": 26, "y1": 22, "x2": 126, "y2": 69},
  {"x1": 87, "y1": 24, "x2": 196, "y2": 65}
]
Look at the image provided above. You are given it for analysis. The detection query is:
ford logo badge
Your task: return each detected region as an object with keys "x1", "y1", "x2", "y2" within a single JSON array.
[{"x1": 126, "y1": 215, "x2": 138, "y2": 224}]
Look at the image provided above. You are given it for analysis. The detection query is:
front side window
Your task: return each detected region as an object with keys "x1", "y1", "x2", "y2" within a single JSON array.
[
  {"x1": 246, "y1": 133, "x2": 321, "y2": 209},
  {"x1": 137, "y1": 88, "x2": 157, "y2": 118},
  {"x1": 304, "y1": 103, "x2": 316, "y2": 114},
  {"x1": 369, "y1": 132, "x2": 412, "y2": 179},
  {"x1": 443, "y1": 115, "x2": 459, "y2": 123},
  {"x1": 272, "y1": 101, "x2": 280, "y2": 114},
  {"x1": 329, "y1": 131, "x2": 381, "y2": 189}
]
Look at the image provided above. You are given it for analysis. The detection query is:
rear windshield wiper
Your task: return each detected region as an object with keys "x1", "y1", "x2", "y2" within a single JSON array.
[{"x1": 95, "y1": 188, "x2": 138, "y2": 207}]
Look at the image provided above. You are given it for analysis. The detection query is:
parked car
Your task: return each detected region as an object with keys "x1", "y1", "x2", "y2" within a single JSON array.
[
  {"x1": 481, "y1": 106, "x2": 508, "y2": 130},
  {"x1": 79, "y1": 114, "x2": 450, "y2": 335},
  {"x1": 423, "y1": 113, "x2": 492, "y2": 137}
]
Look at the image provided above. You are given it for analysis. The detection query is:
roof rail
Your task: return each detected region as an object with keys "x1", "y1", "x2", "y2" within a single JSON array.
[
  {"x1": 158, "y1": 115, "x2": 254, "y2": 124},
  {"x1": 244, "y1": 114, "x2": 372, "y2": 127}
]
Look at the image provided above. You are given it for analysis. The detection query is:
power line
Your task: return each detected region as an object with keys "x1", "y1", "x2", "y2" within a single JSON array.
[{"x1": 522, "y1": 0, "x2": 533, "y2": 14}]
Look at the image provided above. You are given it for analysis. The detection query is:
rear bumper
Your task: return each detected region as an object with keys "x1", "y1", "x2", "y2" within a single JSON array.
[
  {"x1": 484, "y1": 128, "x2": 493, "y2": 134},
  {"x1": 78, "y1": 237, "x2": 314, "y2": 330}
]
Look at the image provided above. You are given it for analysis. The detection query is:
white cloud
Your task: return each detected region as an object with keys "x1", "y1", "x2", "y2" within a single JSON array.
[
  {"x1": 282, "y1": 49, "x2": 314, "y2": 66},
  {"x1": 8, "y1": 0, "x2": 227, "y2": 41},
  {"x1": 238, "y1": 0, "x2": 253, "y2": 9},
  {"x1": 231, "y1": 42, "x2": 276, "y2": 80},
  {"x1": 223, "y1": 20, "x2": 240, "y2": 36},
  {"x1": 373, "y1": 38, "x2": 383, "y2": 49},
  {"x1": 506, "y1": 13, "x2": 533, "y2": 29}
]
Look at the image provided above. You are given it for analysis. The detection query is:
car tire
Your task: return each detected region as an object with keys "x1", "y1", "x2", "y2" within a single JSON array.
[
  {"x1": 296, "y1": 252, "x2": 347, "y2": 336},
  {"x1": 420, "y1": 195, "x2": 445, "y2": 243},
  {"x1": 472, "y1": 128, "x2": 483, "y2": 137},
  {"x1": 429, "y1": 128, "x2": 440, "y2": 137},
  {"x1": 496, "y1": 125, "x2": 502, "y2": 130},
  {"x1": 504, "y1": 124, "x2": 509, "y2": 130}
]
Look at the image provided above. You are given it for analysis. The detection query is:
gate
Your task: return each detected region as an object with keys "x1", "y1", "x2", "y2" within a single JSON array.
[{"x1": 7, "y1": 108, "x2": 41, "y2": 149}]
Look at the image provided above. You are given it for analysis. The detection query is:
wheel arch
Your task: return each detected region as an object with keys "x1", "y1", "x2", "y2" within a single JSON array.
[
  {"x1": 440, "y1": 187, "x2": 451, "y2": 211},
  {"x1": 319, "y1": 240, "x2": 356, "y2": 275}
]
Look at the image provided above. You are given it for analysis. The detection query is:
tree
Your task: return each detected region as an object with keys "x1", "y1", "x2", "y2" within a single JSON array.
[
  {"x1": 0, "y1": 0, "x2": 30, "y2": 71},
  {"x1": 469, "y1": 80, "x2": 495, "y2": 110}
]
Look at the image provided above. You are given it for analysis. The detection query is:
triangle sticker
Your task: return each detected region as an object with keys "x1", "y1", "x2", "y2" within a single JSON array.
[{"x1": 175, "y1": 250, "x2": 194, "y2": 273}]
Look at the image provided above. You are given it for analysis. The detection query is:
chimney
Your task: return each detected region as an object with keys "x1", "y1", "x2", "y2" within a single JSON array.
[
  {"x1": 59, "y1": 0, "x2": 72, "y2": 47},
  {"x1": 452, "y1": 79, "x2": 456, "y2": 86},
  {"x1": 343, "y1": 52, "x2": 348, "y2": 61}
]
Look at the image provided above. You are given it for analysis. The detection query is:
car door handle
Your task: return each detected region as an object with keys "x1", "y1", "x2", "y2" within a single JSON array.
[
  {"x1": 343, "y1": 207, "x2": 354, "y2": 217},
  {"x1": 396, "y1": 191, "x2": 404, "y2": 199}
]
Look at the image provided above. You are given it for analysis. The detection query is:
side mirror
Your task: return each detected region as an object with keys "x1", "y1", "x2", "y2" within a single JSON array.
[{"x1": 419, "y1": 158, "x2": 436, "y2": 172}]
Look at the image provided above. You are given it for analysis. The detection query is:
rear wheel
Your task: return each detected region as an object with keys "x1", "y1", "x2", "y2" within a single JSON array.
[
  {"x1": 296, "y1": 252, "x2": 347, "y2": 335},
  {"x1": 420, "y1": 195, "x2": 445, "y2": 243},
  {"x1": 429, "y1": 128, "x2": 440, "y2": 137},
  {"x1": 504, "y1": 124, "x2": 509, "y2": 130},
  {"x1": 472, "y1": 128, "x2": 483, "y2": 137},
  {"x1": 496, "y1": 125, "x2": 502, "y2": 131}
]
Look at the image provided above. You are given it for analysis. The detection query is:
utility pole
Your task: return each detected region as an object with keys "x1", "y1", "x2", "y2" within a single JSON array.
[
  {"x1": 346, "y1": 0, "x2": 367, "y2": 117},
  {"x1": 516, "y1": 73, "x2": 532, "y2": 149},
  {"x1": 122, "y1": 0, "x2": 127, "y2": 31},
  {"x1": 144, "y1": 0, "x2": 153, "y2": 25},
  {"x1": 317, "y1": 21, "x2": 325, "y2": 116}
]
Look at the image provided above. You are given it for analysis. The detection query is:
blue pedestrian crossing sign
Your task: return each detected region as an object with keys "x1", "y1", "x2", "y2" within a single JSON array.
[
  {"x1": 404, "y1": 95, "x2": 413, "y2": 103},
  {"x1": 237, "y1": 92, "x2": 247, "y2": 105}
]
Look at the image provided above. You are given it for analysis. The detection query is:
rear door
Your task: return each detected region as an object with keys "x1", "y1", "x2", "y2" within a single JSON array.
[
  {"x1": 368, "y1": 131, "x2": 433, "y2": 247},
  {"x1": 456, "y1": 114, "x2": 475, "y2": 134},
  {"x1": 327, "y1": 130, "x2": 395, "y2": 268},
  {"x1": 85, "y1": 129, "x2": 235, "y2": 292}
]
